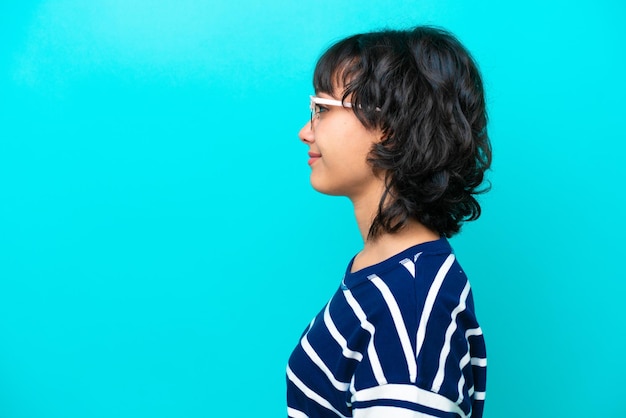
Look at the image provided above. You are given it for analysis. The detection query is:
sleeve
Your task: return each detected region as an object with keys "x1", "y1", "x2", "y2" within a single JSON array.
[{"x1": 347, "y1": 257, "x2": 486, "y2": 418}]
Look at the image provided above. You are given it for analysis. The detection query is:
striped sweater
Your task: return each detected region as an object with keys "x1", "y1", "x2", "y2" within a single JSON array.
[{"x1": 287, "y1": 238, "x2": 487, "y2": 417}]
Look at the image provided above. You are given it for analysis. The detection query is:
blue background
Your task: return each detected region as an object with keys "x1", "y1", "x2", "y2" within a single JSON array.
[{"x1": 1, "y1": 1, "x2": 625, "y2": 417}]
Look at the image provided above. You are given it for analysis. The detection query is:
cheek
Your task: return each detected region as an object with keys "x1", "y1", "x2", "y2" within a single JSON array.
[
  {"x1": 310, "y1": 149, "x2": 376, "y2": 196},
  {"x1": 344, "y1": 138, "x2": 376, "y2": 169},
  {"x1": 321, "y1": 141, "x2": 371, "y2": 175}
]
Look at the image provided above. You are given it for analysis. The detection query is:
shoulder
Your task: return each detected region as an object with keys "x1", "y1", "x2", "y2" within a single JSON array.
[
  {"x1": 346, "y1": 240, "x2": 486, "y2": 416},
  {"x1": 346, "y1": 238, "x2": 469, "y2": 318}
]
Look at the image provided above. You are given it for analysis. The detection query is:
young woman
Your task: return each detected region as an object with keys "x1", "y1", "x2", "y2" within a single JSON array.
[{"x1": 287, "y1": 26, "x2": 491, "y2": 418}]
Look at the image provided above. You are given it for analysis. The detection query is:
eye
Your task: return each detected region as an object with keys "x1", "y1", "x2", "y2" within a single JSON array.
[{"x1": 315, "y1": 105, "x2": 329, "y2": 115}]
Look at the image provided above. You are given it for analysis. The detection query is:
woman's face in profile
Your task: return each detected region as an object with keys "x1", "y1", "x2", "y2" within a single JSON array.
[{"x1": 298, "y1": 89, "x2": 384, "y2": 200}]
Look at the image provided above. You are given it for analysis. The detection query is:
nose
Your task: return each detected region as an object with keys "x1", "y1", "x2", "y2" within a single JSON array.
[{"x1": 298, "y1": 121, "x2": 315, "y2": 144}]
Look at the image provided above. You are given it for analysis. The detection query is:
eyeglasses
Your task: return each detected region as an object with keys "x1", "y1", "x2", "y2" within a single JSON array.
[{"x1": 310, "y1": 95, "x2": 352, "y2": 127}]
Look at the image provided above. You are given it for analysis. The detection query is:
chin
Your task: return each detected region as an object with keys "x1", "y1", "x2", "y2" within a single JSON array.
[{"x1": 310, "y1": 178, "x2": 343, "y2": 197}]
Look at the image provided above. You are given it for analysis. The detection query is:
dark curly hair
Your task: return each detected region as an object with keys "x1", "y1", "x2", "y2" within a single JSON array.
[{"x1": 313, "y1": 26, "x2": 492, "y2": 238}]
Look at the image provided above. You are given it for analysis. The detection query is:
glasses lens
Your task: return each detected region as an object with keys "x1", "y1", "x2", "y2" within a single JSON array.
[{"x1": 310, "y1": 97, "x2": 320, "y2": 126}]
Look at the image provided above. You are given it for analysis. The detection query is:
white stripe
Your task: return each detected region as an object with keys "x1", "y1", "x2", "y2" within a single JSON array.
[
  {"x1": 343, "y1": 289, "x2": 387, "y2": 385},
  {"x1": 354, "y1": 405, "x2": 438, "y2": 418},
  {"x1": 465, "y1": 327, "x2": 483, "y2": 338},
  {"x1": 301, "y1": 332, "x2": 350, "y2": 391},
  {"x1": 432, "y1": 281, "x2": 471, "y2": 392},
  {"x1": 368, "y1": 274, "x2": 418, "y2": 382},
  {"x1": 453, "y1": 351, "x2": 472, "y2": 406},
  {"x1": 286, "y1": 366, "x2": 349, "y2": 418},
  {"x1": 415, "y1": 254, "x2": 455, "y2": 358},
  {"x1": 352, "y1": 384, "x2": 467, "y2": 417},
  {"x1": 471, "y1": 357, "x2": 487, "y2": 367},
  {"x1": 324, "y1": 302, "x2": 363, "y2": 361},
  {"x1": 400, "y1": 258, "x2": 416, "y2": 278},
  {"x1": 349, "y1": 373, "x2": 356, "y2": 406},
  {"x1": 287, "y1": 407, "x2": 308, "y2": 418},
  {"x1": 474, "y1": 391, "x2": 486, "y2": 401},
  {"x1": 414, "y1": 252, "x2": 423, "y2": 263},
  {"x1": 459, "y1": 351, "x2": 471, "y2": 369}
]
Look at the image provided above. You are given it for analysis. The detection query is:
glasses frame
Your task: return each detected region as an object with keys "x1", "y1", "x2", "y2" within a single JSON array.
[{"x1": 310, "y1": 95, "x2": 352, "y2": 126}]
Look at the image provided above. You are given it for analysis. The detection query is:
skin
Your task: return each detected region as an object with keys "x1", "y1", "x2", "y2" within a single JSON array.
[{"x1": 299, "y1": 90, "x2": 440, "y2": 272}]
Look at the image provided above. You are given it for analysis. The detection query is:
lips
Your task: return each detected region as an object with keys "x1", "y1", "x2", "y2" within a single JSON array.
[{"x1": 308, "y1": 151, "x2": 321, "y2": 166}]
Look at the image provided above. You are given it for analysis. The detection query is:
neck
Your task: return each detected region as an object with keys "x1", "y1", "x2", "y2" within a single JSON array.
[
  {"x1": 352, "y1": 186, "x2": 382, "y2": 243},
  {"x1": 350, "y1": 192, "x2": 440, "y2": 273}
]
